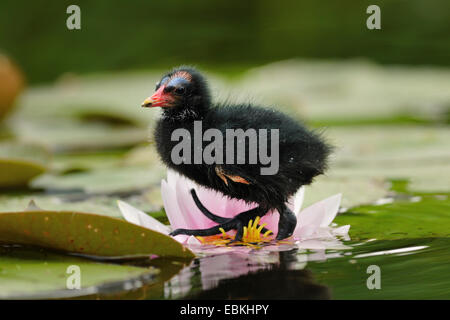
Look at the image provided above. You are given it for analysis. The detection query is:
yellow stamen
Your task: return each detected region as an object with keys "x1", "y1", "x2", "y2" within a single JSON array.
[
  {"x1": 257, "y1": 223, "x2": 267, "y2": 234},
  {"x1": 193, "y1": 216, "x2": 274, "y2": 247},
  {"x1": 253, "y1": 216, "x2": 260, "y2": 229},
  {"x1": 263, "y1": 230, "x2": 273, "y2": 237},
  {"x1": 219, "y1": 227, "x2": 227, "y2": 238}
]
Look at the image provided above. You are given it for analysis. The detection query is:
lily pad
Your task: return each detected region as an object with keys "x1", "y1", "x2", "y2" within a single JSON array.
[
  {"x1": 16, "y1": 72, "x2": 160, "y2": 126},
  {"x1": 304, "y1": 125, "x2": 450, "y2": 208},
  {"x1": 335, "y1": 193, "x2": 450, "y2": 241},
  {"x1": 12, "y1": 118, "x2": 147, "y2": 152},
  {"x1": 32, "y1": 165, "x2": 165, "y2": 194},
  {"x1": 0, "y1": 246, "x2": 159, "y2": 299},
  {"x1": 0, "y1": 142, "x2": 50, "y2": 188},
  {"x1": 240, "y1": 59, "x2": 450, "y2": 122},
  {"x1": 0, "y1": 194, "x2": 124, "y2": 218},
  {"x1": 0, "y1": 210, "x2": 194, "y2": 259}
]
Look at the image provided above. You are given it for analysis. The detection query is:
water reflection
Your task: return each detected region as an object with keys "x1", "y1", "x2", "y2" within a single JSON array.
[
  {"x1": 165, "y1": 248, "x2": 341, "y2": 299},
  {"x1": 4, "y1": 237, "x2": 446, "y2": 299}
]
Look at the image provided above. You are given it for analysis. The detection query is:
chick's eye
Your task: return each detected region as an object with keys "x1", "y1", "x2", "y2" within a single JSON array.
[{"x1": 175, "y1": 87, "x2": 186, "y2": 95}]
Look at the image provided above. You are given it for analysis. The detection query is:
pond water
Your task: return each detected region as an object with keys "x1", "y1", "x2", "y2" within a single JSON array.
[
  {"x1": 0, "y1": 191, "x2": 448, "y2": 300},
  {"x1": 47, "y1": 236, "x2": 446, "y2": 300},
  {"x1": 115, "y1": 239, "x2": 450, "y2": 300}
]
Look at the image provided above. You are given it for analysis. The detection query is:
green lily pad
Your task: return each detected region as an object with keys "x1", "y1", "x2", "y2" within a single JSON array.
[
  {"x1": 0, "y1": 194, "x2": 163, "y2": 220},
  {"x1": 16, "y1": 72, "x2": 160, "y2": 126},
  {"x1": 303, "y1": 125, "x2": 450, "y2": 208},
  {"x1": 335, "y1": 193, "x2": 450, "y2": 241},
  {"x1": 0, "y1": 210, "x2": 194, "y2": 259},
  {"x1": 51, "y1": 150, "x2": 127, "y2": 174},
  {"x1": 32, "y1": 165, "x2": 165, "y2": 194},
  {"x1": 0, "y1": 142, "x2": 50, "y2": 188},
  {"x1": 240, "y1": 60, "x2": 450, "y2": 122},
  {"x1": 12, "y1": 118, "x2": 147, "y2": 152},
  {"x1": 0, "y1": 246, "x2": 159, "y2": 299},
  {"x1": 0, "y1": 194, "x2": 124, "y2": 218}
]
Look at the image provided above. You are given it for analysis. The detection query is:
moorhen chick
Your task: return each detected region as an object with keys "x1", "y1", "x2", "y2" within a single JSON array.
[{"x1": 142, "y1": 67, "x2": 331, "y2": 240}]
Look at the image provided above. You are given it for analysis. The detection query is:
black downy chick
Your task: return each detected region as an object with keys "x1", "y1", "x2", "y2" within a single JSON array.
[{"x1": 142, "y1": 67, "x2": 332, "y2": 240}]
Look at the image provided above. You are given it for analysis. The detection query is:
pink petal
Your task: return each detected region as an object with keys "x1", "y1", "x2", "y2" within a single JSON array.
[
  {"x1": 117, "y1": 200, "x2": 170, "y2": 235},
  {"x1": 166, "y1": 169, "x2": 258, "y2": 228},
  {"x1": 175, "y1": 176, "x2": 216, "y2": 229},
  {"x1": 195, "y1": 186, "x2": 231, "y2": 219},
  {"x1": 161, "y1": 180, "x2": 189, "y2": 230},
  {"x1": 260, "y1": 209, "x2": 279, "y2": 235},
  {"x1": 224, "y1": 197, "x2": 257, "y2": 218}
]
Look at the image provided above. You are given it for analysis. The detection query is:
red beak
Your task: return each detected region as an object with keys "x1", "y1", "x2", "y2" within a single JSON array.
[{"x1": 141, "y1": 86, "x2": 167, "y2": 108}]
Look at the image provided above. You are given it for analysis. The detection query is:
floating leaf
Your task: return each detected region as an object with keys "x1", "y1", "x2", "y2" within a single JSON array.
[
  {"x1": 32, "y1": 165, "x2": 165, "y2": 194},
  {"x1": 335, "y1": 194, "x2": 450, "y2": 241},
  {"x1": 240, "y1": 60, "x2": 450, "y2": 122},
  {"x1": 12, "y1": 118, "x2": 147, "y2": 152},
  {"x1": 0, "y1": 210, "x2": 194, "y2": 259},
  {"x1": 0, "y1": 142, "x2": 50, "y2": 187},
  {"x1": 0, "y1": 246, "x2": 159, "y2": 299},
  {"x1": 0, "y1": 193, "x2": 165, "y2": 223},
  {"x1": 16, "y1": 72, "x2": 159, "y2": 126}
]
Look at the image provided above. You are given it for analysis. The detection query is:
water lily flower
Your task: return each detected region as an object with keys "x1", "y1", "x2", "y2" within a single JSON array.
[{"x1": 118, "y1": 169, "x2": 350, "y2": 251}]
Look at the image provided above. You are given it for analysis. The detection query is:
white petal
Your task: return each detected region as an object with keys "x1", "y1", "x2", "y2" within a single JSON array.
[
  {"x1": 286, "y1": 186, "x2": 305, "y2": 215},
  {"x1": 319, "y1": 193, "x2": 342, "y2": 227},
  {"x1": 295, "y1": 224, "x2": 316, "y2": 239},
  {"x1": 297, "y1": 240, "x2": 327, "y2": 250},
  {"x1": 173, "y1": 234, "x2": 190, "y2": 244},
  {"x1": 167, "y1": 169, "x2": 178, "y2": 186},
  {"x1": 117, "y1": 200, "x2": 170, "y2": 235},
  {"x1": 175, "y1": 176, "x2": 207, "y2": 229},
  {"x1": 294, "y1": 202, "x2": 326, "y2": 238},
  {"x1": 186, "y1": 236, "x2": 202, "y2": 246},
  {"x1": 333, "y1": 224, "x2": 350, "y2": 236},
  {"x1": 294, "y1": 186, "x2": 305, "y2": 215},
  {"x1": 311, "y1": 227, "x2": 333, "y2": 239}
]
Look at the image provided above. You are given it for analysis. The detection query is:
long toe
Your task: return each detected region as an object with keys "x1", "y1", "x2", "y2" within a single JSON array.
[{"x1": 170, "y1": 225, "x2": 230, "y2": 237}]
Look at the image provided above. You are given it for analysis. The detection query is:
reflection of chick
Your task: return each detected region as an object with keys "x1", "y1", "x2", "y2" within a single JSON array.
[
  {"x1": 142, "y1": 67, "x2": 331, "y2": 240},
  {"x1": 188, "y1": 250, "x2": 331, "y2": 299},
  {"x1": 189, "y1": 268, "x2": 331, "y2": 300}
]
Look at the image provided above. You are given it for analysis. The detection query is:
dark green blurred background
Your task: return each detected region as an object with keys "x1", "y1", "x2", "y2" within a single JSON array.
[{"x1": 1, "y1": 0, "x2": 449, "y2": 83}]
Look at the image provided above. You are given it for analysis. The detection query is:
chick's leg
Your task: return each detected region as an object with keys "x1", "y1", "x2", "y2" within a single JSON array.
[{"x1": 169, "y1": 189, "x2": 269, "y2": 240}]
